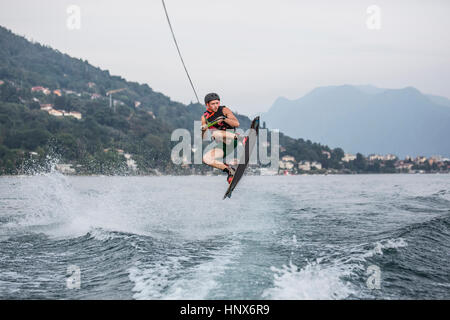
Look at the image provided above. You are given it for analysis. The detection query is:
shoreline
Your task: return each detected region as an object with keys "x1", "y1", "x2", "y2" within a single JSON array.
[{"x1": 1, "y1": 171, "x2": 449, "y2": 178}]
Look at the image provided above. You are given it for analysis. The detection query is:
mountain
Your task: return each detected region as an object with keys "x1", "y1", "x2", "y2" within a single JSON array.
[
  {"x1": 356, "y1": 85, "x2": 450, "y2": 108},
  {"x1": 425, "y1": 94, "x2": 450, "y2": 108},
  {"x1": 263, "y1": 85, "x2": 450, "y2": 158}
]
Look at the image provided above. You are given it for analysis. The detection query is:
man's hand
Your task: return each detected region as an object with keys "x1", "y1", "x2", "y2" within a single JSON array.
[{"x1": 203, "y1": 116, "x2": 226, "y2": 129}]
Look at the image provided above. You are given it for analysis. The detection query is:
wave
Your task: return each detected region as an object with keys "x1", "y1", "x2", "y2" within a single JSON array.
[
  {"x1": 0, "y1": 171, "x2": 275, "y2": 243},
  {"x1": 395, "y1": 214, "x2": 450, "y2": 239},
  {"x1": 263, "y1": 237, "x2": 409, "y2": 300},
  {"x1": 0, "y1": 171, "x2": 169, "y2": 241},
  {"x1": 1, "y1": 171, "x2": 448, "y2": 299},
  {"x1": 264, "y1": 212, "x2": 450, "y2": 300},
  {"x1": 128, "y1": 240, "x2": 241, "y2": 300}
]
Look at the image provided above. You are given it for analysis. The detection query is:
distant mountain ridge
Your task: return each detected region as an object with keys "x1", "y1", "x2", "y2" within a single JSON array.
[
  {"x1": 263, "y1": 85, "x2": 450, "y2": 158},
  {"x1": 355, "y1": 85, "x2": 450, "y2": 108}
]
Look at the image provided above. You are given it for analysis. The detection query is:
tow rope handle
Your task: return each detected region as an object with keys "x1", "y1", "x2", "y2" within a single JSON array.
[{"x1": 202, "y1": 116, "x2": 226, "y2": 130}]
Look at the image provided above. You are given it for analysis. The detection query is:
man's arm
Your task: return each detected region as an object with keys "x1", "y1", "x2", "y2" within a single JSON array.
[
  {"x1": 201, "y1": 115, "x2": 207, "y2": 139},
  {"x1": 222, "y1": 107, "x2": 240, "y2": 128}
]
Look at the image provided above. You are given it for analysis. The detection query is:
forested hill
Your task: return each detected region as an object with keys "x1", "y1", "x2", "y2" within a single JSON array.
[
  {"x1": 0, "y1": 24, "x2": 213, "y2": 130},
  {"x1": 0, "y1": 25, "x2": 344, "y2": 175}
]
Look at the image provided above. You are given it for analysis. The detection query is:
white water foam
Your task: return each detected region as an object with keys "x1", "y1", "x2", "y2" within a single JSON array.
[
  {"x1": 1, "y1": 171, "x2": 164, "y2": 240},
  {"x1": 262, "y1": 258, "x2": 355, "y2": 300},
  {"x1": 263, "y1": 238, "x2": 408, "y2": 300},
  {"x1": 87, "y1": 227, "x2": 124, "y2": 241},
  {"x1": 1, "y1": 171, "x2": 274, "y2": 243},
  {"x1": 364, "y1": 238, "x2": 408, "y2": 258},
  {"x1": 128, "y1": 241, "x2": 240, "y2": 300}
]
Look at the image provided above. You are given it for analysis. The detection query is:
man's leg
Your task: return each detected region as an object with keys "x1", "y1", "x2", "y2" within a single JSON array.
[
  {"x1": 204, "y1": 131, "x2": 239, "y2": 183},
  {"x1": 211, "y1": 130, "x2": 239, "y2": 165},
  {"x1": 211, "y1": 130, "x2": 237, "y2": 144},
  {"x1": 202, "y1": 148, "x2": 227, "y2": 170},
  {"x1": 203, "y1": 146, "x2": 236, "y2": 184}
]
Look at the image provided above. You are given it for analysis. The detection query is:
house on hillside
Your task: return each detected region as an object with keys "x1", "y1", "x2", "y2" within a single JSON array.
[
  {"x1": 48, "y1": 109, "x2": 64, "y2": 117},
  {"x1": 40, "y1": 104, "x2": 53, "y2": 111},
  {"x1": 64, "y1": 111, "x2": 82, "y2": 119},
  {"x1": 341, "y1": 153, "x2": 356, "y2": 162},
  {"x1": 31, "y1": 86, "x2": 51, "y2": 95}
]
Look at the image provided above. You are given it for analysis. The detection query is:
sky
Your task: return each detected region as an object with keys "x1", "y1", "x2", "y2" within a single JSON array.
[{"x1": 0, "y1": 0, "x2": 449, "y2": 116}]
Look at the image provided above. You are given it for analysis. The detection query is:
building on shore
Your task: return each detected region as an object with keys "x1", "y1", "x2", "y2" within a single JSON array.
[
  {"x1": 311, "y1": 161, "x2": 322, "y2": 170},
  {"x1": 281, "y1": 155, "x2": 296, "y2": 162},
  {"x1": 279, "y1": 160, "x2": 294, "y2": 170},
  {"x1": 259, "y1": 168, "x2": 278, "y2": 176},
  {"x1": 415, "y1": 156, "x2": 427, "y2": 164},
  {"x1": 342, "y1": 153, "x2": 356, "y2": 162},
  {"x1": 298, "y1": 161, "x2": 311, "y2": 171},
  {"x1": 395, "y1": 161, "x2": 414, "y2": 172},
  {"x1": 368, "y1": 154, "x2": 384, "y2": 161}
]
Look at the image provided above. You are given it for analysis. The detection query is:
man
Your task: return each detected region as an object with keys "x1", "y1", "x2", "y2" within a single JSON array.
[{"x1": 201, "y1": 93, "x2": 241, "y2": 184}]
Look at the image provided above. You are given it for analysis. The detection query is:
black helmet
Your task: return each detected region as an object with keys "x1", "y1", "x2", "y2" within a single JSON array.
[{"x1": 204, "y1": 93, "x2": 220, "y2": 104}]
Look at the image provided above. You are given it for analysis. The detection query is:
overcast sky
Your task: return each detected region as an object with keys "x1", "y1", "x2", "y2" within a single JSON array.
[{"x1": 0, "y1": 0, "x2": 449, "y2": 116}]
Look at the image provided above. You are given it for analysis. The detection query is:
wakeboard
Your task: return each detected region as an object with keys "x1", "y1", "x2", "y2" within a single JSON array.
[{"x1": 223, "y1": 116, "x2": 260, "y2": 199}]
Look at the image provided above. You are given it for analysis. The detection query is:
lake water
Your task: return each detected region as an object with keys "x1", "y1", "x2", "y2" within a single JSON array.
[{"x1": 0, "y1": 173, "x2": 449, "y2": 299}]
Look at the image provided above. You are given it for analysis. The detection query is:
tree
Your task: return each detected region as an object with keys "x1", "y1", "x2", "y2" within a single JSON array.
[
  {"x1": 353, "y1": 153, "x2": 366, "y2": 172},
  {"x1": 0, "y1": 82, "x2": 19, "y2": 103}
]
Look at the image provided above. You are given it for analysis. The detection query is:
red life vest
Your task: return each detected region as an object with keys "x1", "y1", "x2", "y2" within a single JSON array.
[{"x1": 203, "y1": 105, "x2": 235, "y2": 130}]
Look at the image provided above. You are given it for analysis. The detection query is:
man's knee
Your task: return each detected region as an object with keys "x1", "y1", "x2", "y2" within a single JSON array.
[
  {"x1": 211, "y1": 131, "x2": 221, "y2": 142},
  {"x1": 203, "y1": 153, "x2": 213, "y2": 165}
]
